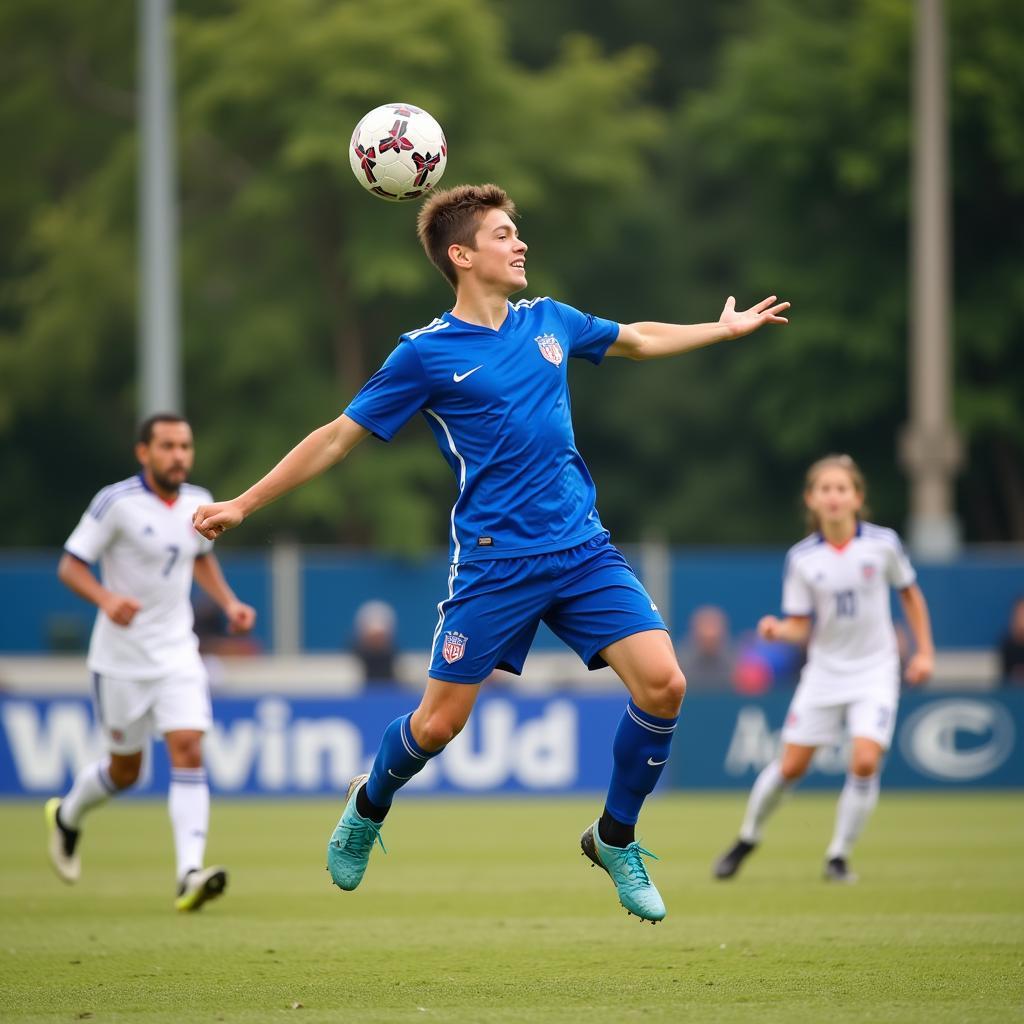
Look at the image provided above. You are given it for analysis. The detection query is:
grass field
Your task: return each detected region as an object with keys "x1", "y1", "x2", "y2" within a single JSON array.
[{"x1": 1, "y1": 793, "x2": 1021, "y2": 1023}]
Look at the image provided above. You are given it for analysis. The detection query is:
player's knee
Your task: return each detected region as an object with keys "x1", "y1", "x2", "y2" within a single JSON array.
[
  {"x1": 850, "y1": 753, "x2": 879, "y2": 778},
  {"x1": 638, "y1": 665, "x2": 686, "y2": 717},
  {"x1": 415, "y1": 713, "x2": 466, "y2": 752},
  {"x1": 166, "y1": 735, "x2": 203, "y2": 768},
  {"x1": 108, "y1": 756, "x2": 141, "y2": 789}
]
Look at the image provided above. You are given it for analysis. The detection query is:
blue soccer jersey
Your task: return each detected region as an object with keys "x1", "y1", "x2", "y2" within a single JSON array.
[{"x1": 344, "y1": 296, "x2": 619, "y2": 563}]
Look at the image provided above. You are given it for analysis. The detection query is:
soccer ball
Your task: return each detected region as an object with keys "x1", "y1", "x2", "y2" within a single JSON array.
[{"x1": 349, "y1": 103, "x2": 447, "y2": 202}]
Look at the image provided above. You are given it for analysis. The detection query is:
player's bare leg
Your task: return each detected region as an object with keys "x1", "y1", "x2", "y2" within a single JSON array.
[
  {"x1": 328, "y1": 678, "x2": 481, "y2": 891},
  {"x1": 46, "y1": 750, "x2": 140, "y2": 884},
  {"x1": 715, "y1": 743, "x2": 816, "y2": 880},
  {"x1": 825, "y1": 736, "x2": 884, "y2": 883},
  {"x1": 581, "y1": 630, "x2": 684, "y2": 922},
  {"x1": 166, "y1": 729, "x2": 224, "y2": 911}
]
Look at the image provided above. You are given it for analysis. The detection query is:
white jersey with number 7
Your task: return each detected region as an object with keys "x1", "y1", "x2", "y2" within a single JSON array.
[{"x1": 64, "y1": 474, "x2": 215, "y2": 680}]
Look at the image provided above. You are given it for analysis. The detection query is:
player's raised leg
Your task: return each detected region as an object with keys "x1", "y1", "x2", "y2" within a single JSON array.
[
  {"x1": 580, "y1": 629, "x2": 684, "y2": 923},
  {"x1": 824, "y1": 735, "x2": 884, "y2": 883},
  {"x1": 714, "y1": 743, "x2": 814, "y2": 879},
  {"x1": 328, "y1": 678, "x2": 481, "y2": 891},
  {"x1": 165, "y1": 728, "x2": 225, "y2": 911},
  {"x1": 45, "y1": 749, "x2": 140, "y2": 884}
]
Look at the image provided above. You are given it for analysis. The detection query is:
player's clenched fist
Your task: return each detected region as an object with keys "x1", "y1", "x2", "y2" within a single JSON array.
[
  {"x1": 193, "y1": 500, "x2": 244, "y2": 540},
  {"x1": 102, "y1": 593, "x2": 142, "y2": 627},
  {"x1": 757, "y1": 615, "x2": 783, "y2": 640}
]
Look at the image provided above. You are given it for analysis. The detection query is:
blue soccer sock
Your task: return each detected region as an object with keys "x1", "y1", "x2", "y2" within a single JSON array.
[
  {"x1": 602, "y1": 699, "x2": 679, "y2": 837},
  {"x1": 363, "y1": 714, "x2": 439, "y2": 815}
]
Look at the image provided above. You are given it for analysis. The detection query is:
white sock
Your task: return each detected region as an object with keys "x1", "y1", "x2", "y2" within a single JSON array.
[
  {"x1": 739, "y1": 760, "x2": 791, "y2": 843},
  {"x1": 60, "y1": 758, "x2": 118, "y2": 829},
  {"x1": 169, "y1": 767, "x2": 210, "y2": 882},
  {"x1": 827, "y1": 772, "x2": 880, "y2": 859}
]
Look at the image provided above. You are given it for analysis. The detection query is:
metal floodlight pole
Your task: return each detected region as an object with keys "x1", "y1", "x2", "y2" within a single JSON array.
[
  {"x1": 138, "y1": 0, "x2": 182, "y2": 417},
  {"x1": 901, "y1": 0, "x2": 961, "y2": 560}
]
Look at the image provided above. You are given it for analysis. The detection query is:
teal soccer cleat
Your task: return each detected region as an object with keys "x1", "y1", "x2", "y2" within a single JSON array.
[
  {"x1": 581, "y1": 820, "x2": 666, "y2": 923},
  {"x1": 327, "y1": 774, "x2": 386, "y2": 891}
]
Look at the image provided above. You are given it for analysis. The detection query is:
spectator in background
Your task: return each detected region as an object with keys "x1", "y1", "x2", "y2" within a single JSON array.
[
  {"x1": 733, "y1": 630, "x2": 805, "y2": 695},
  {"x1": 1000, "y1": 597, "x2": 1024, "y2": 686},
  {"x1": 677, "y1": 606, "x2": 735, "y2": 692},
  {"x1": 352, "y1": 600, "x2": 398, "y2": 684}
]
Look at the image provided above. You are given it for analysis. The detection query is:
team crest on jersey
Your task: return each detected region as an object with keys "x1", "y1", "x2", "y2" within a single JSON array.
[
  {"x1": 861, "y1": 562, "x2": 877, "y2": 580},
  {"x1": 442, "y1": 630, "x2": 469, "y2": 664},
  {"x1": 535, "y1": 333, "x2": 563, "y2": 366}
]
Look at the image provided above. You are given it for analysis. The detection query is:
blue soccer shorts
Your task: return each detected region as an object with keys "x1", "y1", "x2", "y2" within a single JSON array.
[{"x1": 427, "y1": 534, "x2": 667, "y2": 684}]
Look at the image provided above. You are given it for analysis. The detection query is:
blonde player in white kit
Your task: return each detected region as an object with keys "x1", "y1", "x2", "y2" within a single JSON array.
[
  {"x1": 714, "y1": 454, "x2": 934, "y2": 883},
  {"x1": 44, "y1": 414, "x2": 256, "y2": 911}
]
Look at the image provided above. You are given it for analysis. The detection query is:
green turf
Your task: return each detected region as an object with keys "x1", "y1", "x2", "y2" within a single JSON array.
[{"x1": 1, "y1": 793, "x2": 1021, "y2": 1023}]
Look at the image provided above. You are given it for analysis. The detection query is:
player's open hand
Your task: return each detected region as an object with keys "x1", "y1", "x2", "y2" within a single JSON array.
[
  {"x1": 193, "y1": 500, "x2": 245, "y2": 540},
  {"x1": 719, "y1": 295, "x2": 790, "y2": 339},
  {"x1": 904, "y1": 651, "x2": 934, "y2": 686},
  {"x1": 224, "y1": 600, "x2": 257, "y2": 635},
  {"x1": 102, "y1": 592, "x2": 142, "y2": 627}
]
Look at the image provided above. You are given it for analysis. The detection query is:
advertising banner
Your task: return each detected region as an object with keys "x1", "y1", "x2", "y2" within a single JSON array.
[{"x1": 1, "y1": 691, "x2": 1020, "y2": 797}]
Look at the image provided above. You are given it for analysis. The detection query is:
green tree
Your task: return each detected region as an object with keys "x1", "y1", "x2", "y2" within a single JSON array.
[
  {"x1": 1, "y1": 0, "x2": 661, "y2": 550},
  {"x1": 567, "y1": 0, "x2": 1024, "y2": 542}
]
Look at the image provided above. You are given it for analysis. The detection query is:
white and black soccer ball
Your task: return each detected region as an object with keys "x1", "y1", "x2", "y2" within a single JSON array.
[{"x1": 349, "y1": 103, "x2": 447, "y2": 202}]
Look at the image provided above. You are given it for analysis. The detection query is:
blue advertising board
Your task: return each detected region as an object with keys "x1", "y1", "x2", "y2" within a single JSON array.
[{"x1": 0, "y1": 691, "x2": 1020, "y2": 797}]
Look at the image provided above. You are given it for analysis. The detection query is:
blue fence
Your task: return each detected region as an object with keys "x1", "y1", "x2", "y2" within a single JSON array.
[
  {"x1": 2, "y1": 691, "x2": 1020, "y2": 797},
  {"x1": 2, "y1": 547, "x2": 1022, "y2": 654}
]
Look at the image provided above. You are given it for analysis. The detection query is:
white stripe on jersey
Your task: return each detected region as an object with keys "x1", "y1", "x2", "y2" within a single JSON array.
[
  {"x1": 510, "y1": 296, "x2": 549, "y2": 311},
  {"x1": 430, "y1": 562, "x2": 460, "y2": 666},
  {"x1": 424, "y1": 407, "x2": 467, "y2": 565},
  {"x1": 406, "y1": 318, "x2": 451, "y2": 340}
]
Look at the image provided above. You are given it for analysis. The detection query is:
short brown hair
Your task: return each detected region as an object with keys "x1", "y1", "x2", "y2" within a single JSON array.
[
  {"x1": 138, "y1": 412, "x2": 189, "y2": 445},
  {"x1": 416, "y1": 184, "x2": 517, "y2": 289},
  {"x1": 803, "y1": 453, "x2": 869, "y2": 532}
]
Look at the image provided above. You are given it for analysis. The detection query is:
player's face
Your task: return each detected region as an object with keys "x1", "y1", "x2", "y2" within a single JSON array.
[
  {"x1": 136, "y1": 421, "x2": 194, "y2": 495},
  {"x1": 805, "y1": 466, "x2": 863, "y2": 527},
  {"x1": 468, "y1": 209, "x2": 528, "y2": 294}
]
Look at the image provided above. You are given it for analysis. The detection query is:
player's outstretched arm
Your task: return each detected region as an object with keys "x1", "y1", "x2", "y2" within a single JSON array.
[
  {"x1": 607, "y1": 295, "x2": 790, "y2": 361},
  {"x1": 193, "y1": 414, "x2": 369, "y2": 540},
  {"x1": 898, "y1": 584, "x2": 935, "y2": 685}
]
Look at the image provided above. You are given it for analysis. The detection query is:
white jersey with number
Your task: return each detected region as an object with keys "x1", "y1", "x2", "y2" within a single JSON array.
[
  {"x1": 782, "y1": 521, "x2": 916, "y2": 702},
  {"x1": 64, "y1": 474, "x2": 214, "y2": 680}
]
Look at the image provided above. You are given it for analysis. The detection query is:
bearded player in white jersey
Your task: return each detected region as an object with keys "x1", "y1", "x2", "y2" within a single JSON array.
[
  {"x1": 714, "y1": 454, "x2": 935, "y2": 883},
  {"x1": 45, "y1": 414, "x2": 256, "y2": 911}
]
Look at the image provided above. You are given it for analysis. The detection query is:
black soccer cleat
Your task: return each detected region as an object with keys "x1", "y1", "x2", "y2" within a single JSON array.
[
  {"x1": 713, "y1": 838, "x2": 756, "y2": 880},
  {"x1": 823, "y1": 856, "x2": 858, "y2": 884}
]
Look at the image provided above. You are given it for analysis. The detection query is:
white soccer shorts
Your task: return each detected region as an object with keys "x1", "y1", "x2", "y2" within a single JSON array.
[
  {"x1": 91, "y1": 670, "x2": 212, "y2": 754},
  {"x1": 781, "y1": 688, "x2": 899, "y2": 750}
]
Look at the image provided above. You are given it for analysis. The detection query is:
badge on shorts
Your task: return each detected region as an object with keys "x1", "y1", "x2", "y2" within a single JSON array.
[
  {"x1": 442, "y1": 630, "x2": 469, "y2": 664},
  {"x1": 535, "y1": 333, "x2": 563, "y2": 366}
]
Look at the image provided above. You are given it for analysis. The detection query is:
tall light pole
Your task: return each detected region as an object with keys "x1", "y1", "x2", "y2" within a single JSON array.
[
  {"x1": 138, "y1": 0, "x2": 182, "y2": 416},
  {"x1": 901, "y1": 0, "x2": 961, "y2": 559}
]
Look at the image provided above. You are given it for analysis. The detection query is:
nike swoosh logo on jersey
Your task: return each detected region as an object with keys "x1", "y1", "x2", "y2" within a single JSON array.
[
  {"x1": 453, "y1": 365, "x2": 483, "y2": 382},
  {"x1": 647, "y1": 757, "x2": 668, "y2": 766}
]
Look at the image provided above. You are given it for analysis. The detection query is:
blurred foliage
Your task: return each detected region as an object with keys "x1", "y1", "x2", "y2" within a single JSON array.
[{"x1": 0, "y1": 0, "x2": 1021, "y2": 548}]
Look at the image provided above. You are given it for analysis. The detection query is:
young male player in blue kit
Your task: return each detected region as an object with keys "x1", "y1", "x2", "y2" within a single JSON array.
[{"x1": 193, "y1": 184, "x2": 789, "y2": 922}]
